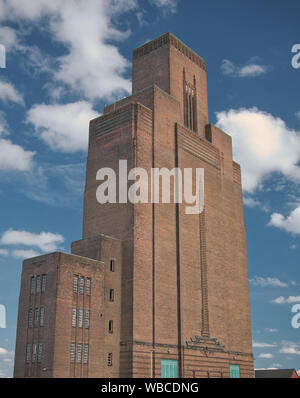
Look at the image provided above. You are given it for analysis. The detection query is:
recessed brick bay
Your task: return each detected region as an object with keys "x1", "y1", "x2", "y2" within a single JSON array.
[{"x1": 14, "y1": 33, "x2": 254, "y2": 378}]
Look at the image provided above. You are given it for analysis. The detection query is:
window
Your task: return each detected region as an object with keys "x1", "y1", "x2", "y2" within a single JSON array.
[
  {"x1": 110, "y1": 260, "x2": 115, "y2": 272},
  {"x1": 28, "y1": 309, "x2": 33, "y2": 328},
  {"x1": 77, "y1": 344, "x2": 82, "y2": 363},
  {"x1": 79, "y1": 276, "x2": 84, "y2": 295},
  {"x1": 109, "y1": 289, "x2": 114, "y2": 302},
  {"x1": 41, "y1": 274, "x2": 47, "y2": 292},
  {"x1": 38, "y1": 343, "x2": 43, "y2": 363},
  {"x1": 86, "y1": 278, "x2": 91, "y2": 296},
  {"x1": 109, "y1": 320, "x2": 113, "y2": 334},
  {"x1": 40, "y1": 307, "x2": 45, "y2": 327},
  {"x1": 230, "y1": 365, "x2": 240, "y2": 378},
  {"x1": 83, "y1": 344, "x2": 89, "y2": 364},
  {"x1": 108, "y1": 353, "x2": 112, "y2": 367},
  {"x1": 73, "y1": 275, "x2": 78, "y2": 293},
  {"x1": 183, "y1": 70, "x2": 198, "y2": 133},
  {"x1": 78, "y1": 309, "x2": 83, "y2": 328},
  {"x1": 85, "y1": 310, "x2": 90, "y2": 329},
  {"x1": 32, "y1": 343, "x2": 37, "y2": 363},
  {"x1": 36, "y1": 275, "x2": 41, "y2": 293},
  {"x1": 72, "y1": 308, "x2": 77, "y2": 328},
  {"x1": 34, "y1": 308, "x2": 39, "y2": 327},
  {"x1": 26, "y1": 344, "x2": 31, "y2": 363},
  {"x1": 30, "y1": 276, "x2": 35, "y2": 294},
  {"x1": 161, "y1": 360, "x2": 178, "y2": 378},
  {"x1": 70, "y1": 343, "x2": 76, "y2": 363}
]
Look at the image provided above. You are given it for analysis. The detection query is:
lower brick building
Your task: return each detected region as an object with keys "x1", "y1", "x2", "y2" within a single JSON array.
[{"x1": 14, "y1": 33, "x2": 254, "y2": 378}]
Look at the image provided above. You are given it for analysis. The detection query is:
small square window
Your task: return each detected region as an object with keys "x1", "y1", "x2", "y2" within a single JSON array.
[
  {"x1": 85, "y1": 310, "x2": 90, "y2": 329},
  {"x1": 70, "y1": 343, "x2": 75, "y2": 363},
  {"x1": 30, "y1": 276, "x2": 35, "y2": 294},
  {"x1": 73, "y1": 275, "x2": 78, "y2": 293},
  {"x1": 26, "y1": 344, "x2": 31, "y2": 363},
  {"x1": 110, "y1": 260, "x2": 115, "y2": 272},
  {"x1": 86, "y1": 278, "x2": 91, "y2": 296},
  {"x1": 84, "y1": 344, "x2": 89, "y2": 364},
  {"x1": 32, "y1": 343, "x2": 37, "y2": 363},
  {"x1": 77, "y1": 344, "x2": 82, "y2": 363},
  {"x1": 38, "y1": 343, "x2": 43, "y2": 363},
  {"x1": 109, "y1": 289, "x2": 114, "y2": 302},
  {"x1": 40, "y1": 307, "x2": 45, "y2": 327},
  {"x1": 79, "y1": 276, "x2": 84, "y2": 295},
  {"x1": 41, "y1": 274, "x2": 47, "y2": 292},
  {"x1": 28, "y1": 309, "x2": 33, "y2": 328},
  {"x1": 108, "y1": 352, "x2": 112, "y2": 367},
  {"x1": 72, "y1": 308, "x2": 77, "y2": 328},
  {"x1": 78, "y1": 309, "x2": 83, "y2": 328},
  {"x1": 36, "y1": 276, "x2": 41, "y2": 293},
  {"x1": 34, "y1": 308, "x2": 39, "y2": 327}
]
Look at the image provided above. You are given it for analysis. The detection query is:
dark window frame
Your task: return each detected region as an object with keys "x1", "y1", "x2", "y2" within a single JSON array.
[{"x1": 110, "y1": 260, "x2": 115, "y2": 272}]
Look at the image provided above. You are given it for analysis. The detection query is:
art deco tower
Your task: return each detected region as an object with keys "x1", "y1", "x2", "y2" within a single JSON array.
[{"x1": 14, "y1": 33, "x2": 254, "y2": 378}]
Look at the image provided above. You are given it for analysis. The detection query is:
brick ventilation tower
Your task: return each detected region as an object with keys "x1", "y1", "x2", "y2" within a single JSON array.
[{"x1": 14, "y1": 33, "x2": 254, "y2": 378}]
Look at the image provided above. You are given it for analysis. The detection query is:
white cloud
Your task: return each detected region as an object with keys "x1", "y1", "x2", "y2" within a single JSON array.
[
  {"x1": 253, "y1": 341, "x2": 276, "y2": 348},
  {"x1": 221, "y1": 59, "x2": 267, "y2": 77},
  {"x1": 27, "y1": 102, "x2": 98, "y2": 152},
  {"x1": 0, "y1": 112, "x2": 8, "y2": 136},
  {"x1": 250, "y1": 276, "x2": 288, "y2": 288},
  {"x1": 243, "y1": 197, "x2": 261, "y2": 208},
  {"x1": 279, "y1": 341, "x2": 300, "y2": 355},
  {"x1": 280, "y1": 347, "x2": 300, "y2": 355},
  {"x1": 258, "y1": 353, "x2": 274, "y2": 359},
  {"x1": 0, "y1": 347, "x2": 13, "y2": 378},
  {"x1": 0, "y1": 0, "x2": 138, "y2": 102},
  {"x1": 296, "y1": 111, "x2": 300, "y2": 120},
  {"x1": 265, "y1": 328, "x2": 278, "y2": 333},
  {"x1": 271, "y1": 363, "x2": 281, "y2": 368},
  {"x1": 0, "y1": 347, "x2": 14, "y2": 380},
  {"x1": 269, "y1": 206, "x2": 300, "y2": 235},
  {"x1": 150, "y1": 0, "x2": 178, "y2": 13},
  {"x1": 0, "y1": 249, "x2": 9, "y2": 256},
  {"x1": 243, "y1": 196, "x2": 269, "y2": 212},
  {"x1": 0, "y1": 138, "x2": 35, "y2": 171},
  {"x1": 272, "y1": 296, "x2": 300, "y2": 304},
  {"x1": 238, "y1": 64, "x2": 267, "y2": 77},
  {"x1": 0, "y1": 113, "x2": 35, "y2": 171},
  {"x1": 215, "y1": 108, "x2": 300, "y2": 192},
  {"x1": 12, "y1": 249, "x2": 41, "y2": 259},
  {"x1": 0, "y1": 26, "x2": 18, "y2": 50},
  {"x1": 1, "y1": 229, "x2": 64, "y2": 252},
  {"x1": 0, "y1": 348, "x2": 8, "y2": 356},
  {"x1": 0, "y1": 79, "x2": 24, "y2": 105},
  {"x1": 1, "y1": 25, "x2": 54, "y2": 76}
]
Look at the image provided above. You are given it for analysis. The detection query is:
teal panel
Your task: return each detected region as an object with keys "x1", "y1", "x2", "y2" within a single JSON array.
[
  {"x1": 230, "y1": 364, "x2": 240, "y2": 378},
  {"x1": 161, "y1": 360, "x2": 178, "y2": 378}
]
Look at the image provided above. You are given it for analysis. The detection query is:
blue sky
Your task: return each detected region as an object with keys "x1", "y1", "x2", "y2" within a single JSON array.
[{"x1": 0, "y1": 0, "x2": 300, "y2": 377}]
